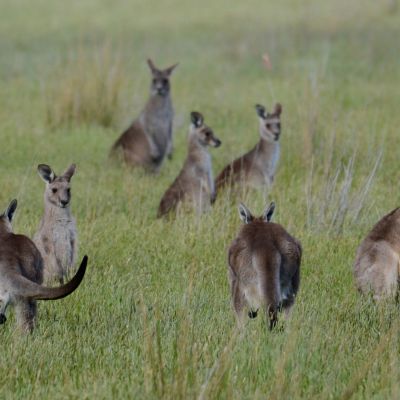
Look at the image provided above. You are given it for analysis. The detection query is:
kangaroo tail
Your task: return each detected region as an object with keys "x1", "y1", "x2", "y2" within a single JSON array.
[
  {"x1": 14, "y1": 256, "x2": 88, "y2": 300},
  {"x1": 253, "y1": 252, "x2": 281, "y2": 330}
]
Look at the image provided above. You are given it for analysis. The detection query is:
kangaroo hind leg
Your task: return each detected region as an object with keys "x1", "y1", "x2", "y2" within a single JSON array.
[{"x1": 15, "y1": 298, "x2": 37, "y2": 333}]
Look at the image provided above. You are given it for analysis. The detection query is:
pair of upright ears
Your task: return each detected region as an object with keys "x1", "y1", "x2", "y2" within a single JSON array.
[
  {"x1": 37, "y1": 164, "x2": 76, "y2": 184},
  {"x1": 147, "y1": 59, "x2": 179, "y2": 76},
  {"x1": 239, "y1": 202, "x2": 275, "y2": 224},
  {"x1": 255, "y1": 103, "x2": 282, "y2": 119},
  {"x1": 2, "y1": 199, "x2": 17, "y2": 222}
]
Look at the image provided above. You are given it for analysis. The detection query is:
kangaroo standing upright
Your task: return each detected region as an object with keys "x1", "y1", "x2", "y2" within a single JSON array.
[
  {"x1": 0, "y1": 199, "x2": 87, "y2": 333},
  {"x1": 34, "y1": 163, "x2": 78, "y2": 284},
  {"x1": 111, "y1": 59, "x2": 178, "y2": 172},
  {"x1": 157, "y1": 112, "x2": 221, "y2": 217},
  {"x1": 215, "y1": 103, "x2": 282, "y2": 195},
  {"x1": 354, "y1": 208, "x2": 400, "y2": 300},
  {"x1": 228, "y1": 202, "x2": 301, "y2": 330}
]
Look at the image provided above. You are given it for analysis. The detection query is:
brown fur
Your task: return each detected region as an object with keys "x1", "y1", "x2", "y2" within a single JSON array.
[
  {"x1": 0, "y1": 200, "x2": 87, "y2": 333},
  {"x1": 228, "y1": 202, "x2": 301, "y2": 330},
  {"x1": 215, "y1": 103, "x2": 282, "y2": 196},
  {"x1": 158, "y1": 112, "x2": 221, "y2": 217},
  {"x1": 354, "y1": 207, "x2": 400, "y2": 300},
  {"x1": 111, "y1": 59, "x2": 178, "y2": 172}
]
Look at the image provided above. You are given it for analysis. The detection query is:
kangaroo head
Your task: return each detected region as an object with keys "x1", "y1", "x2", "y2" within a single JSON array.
[
  {"x1": 37, "y1": 164, "x2": 76, "y2": 209},
  {"x1": 190, "y1": 112, "x2": 222, "y2": 148},
  {"x1": 255, "y1": 103, "x2": 282, "y2": 142},
  {"x1": 147, "y1": 59, "x2": 178, "y2": 97},
  {"x1": 0, "y1": 199, "x2": 17, "y2": 234},
  {"x1": 238, "y1": 201, "x2": 275, "y2": 224}
]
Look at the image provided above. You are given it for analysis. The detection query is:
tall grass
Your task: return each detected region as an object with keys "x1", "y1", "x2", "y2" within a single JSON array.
[
  {"x1": 1, "y1": 0, "x2": 400, "y2": 399},
  {"x1": 44, "y1": 44, "x2": 126, "y2": 129},
  {"x1": 305, "y1": 149, "x2": 382, "y2": 234}
]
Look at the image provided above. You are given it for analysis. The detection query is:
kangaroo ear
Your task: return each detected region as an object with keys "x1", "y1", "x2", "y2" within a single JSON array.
[
  {"x1": 263, "y1": 201, "x2": 275, "y2": 222},
  {"x1": 147, "y1": 58, "x2": 158, "y2": 74},
  {"x1": 164, "y1": 62, "x2": 179, "y2": 76},
  {"x1": 255, "y1": 104, "x2": 266, "y2": 119},
  {"x1": 5, "y1": 199, "x2": 17, "y2": 222},
  {"x1": 38, "y1": 164, "x2": 55, "y2": 183},
  {"x1": 63, "y1": 164, "x2": 76, "y2": 181},
  {"x1": 274, "y1": 103, "x2": 282, "y2": 116},
  {"x1": 190, "y1": 111, "x2": 204, "y2": 128},
  {"x1": 238, "y1": 203, "x2": 253, "y2": 224}
]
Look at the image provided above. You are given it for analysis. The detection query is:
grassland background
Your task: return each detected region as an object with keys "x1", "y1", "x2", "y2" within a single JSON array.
[{"x1": 1, "y1": 1, "x2": 400, "y2": 399}]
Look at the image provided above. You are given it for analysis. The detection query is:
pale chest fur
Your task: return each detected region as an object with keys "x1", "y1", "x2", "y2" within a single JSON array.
[
  {"x1": 250, "y1": 142, "x2": 280, "y2": 186},
  {"x1": 36, "y1": 216, "x2": 77, "y2": 270},
  {"x1": 191, "y1": 152, "x2": 214, "y2": 194},
  {"x1": 183, "y1": 151, "x2": 214, "y2": 212},
  {"x1": 140, "y1": 97, "x2": 173, "y2": 146}
]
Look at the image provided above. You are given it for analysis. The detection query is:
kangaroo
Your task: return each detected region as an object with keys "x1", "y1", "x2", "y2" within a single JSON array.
[
  {"x1": 215, "y1": 103, "x2": 282, "y2": 196},
  {"x1": 228, "y1": 202, "x2": 301, "y2": 330},
  {"x1": 0, "y1": 199, "x2": 87, "y2": 332},
  {"x1": 110, "y1": 58, "x2": 178, "y2": 172},
  {"x1": 34, "y1": 163, "x2": 77, "y2": 284},
  {"x1": 354, "y1": 208, "x2": 400, "y2": 300},
  {"x1": 157, "y1": 111, "x2": 221, "y2": 217}
]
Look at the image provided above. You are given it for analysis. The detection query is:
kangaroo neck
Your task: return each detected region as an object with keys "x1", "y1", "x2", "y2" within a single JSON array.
[
  {"x1": 143, "y1": 93, "x2": 172, "y2": 115},
  {"x1": 43, "y1": 203, "x2": 72, "y2": 221},
  {"x1": 256, "y1": 136, "x2": 279, "y2": 155},
  {"x1": 187, "y1": 137, "x2": 210, "y2": 167}
]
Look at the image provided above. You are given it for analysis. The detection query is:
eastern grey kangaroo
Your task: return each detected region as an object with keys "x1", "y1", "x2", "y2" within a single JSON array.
[
  {"x1": 34, "y1": 163, "x2": 77, "y2": 284},
  {"x1": 110, "y1": 59, "x2": 178, "y2": 172},
  {"x1": 215, "y1": 103, "x2": 282, "y2": 195},
  {"x1": 228, "y1": 202, "x2": 301, "y2": 330},
  {"x1": 157, "y1": 112, "x2": 221, "y2": 217},
  {"x1": 0, "y1": 199, "x2": 87, "y2": 332},
  {"x1": 354, "y1": 207, "x2": 400, "y2": 300}
]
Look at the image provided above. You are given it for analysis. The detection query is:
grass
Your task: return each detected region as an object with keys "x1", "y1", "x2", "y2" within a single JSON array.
[
  {"x1": 1, "y1": 0, "x2": 400, "y2": 398},
  {"x1": 44, "y1": 43, "x2": 126, "y2": 129}
]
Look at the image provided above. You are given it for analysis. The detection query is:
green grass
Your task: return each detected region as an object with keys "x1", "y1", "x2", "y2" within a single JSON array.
[{"x1": 1, "y1": 0, "x2": 400, "y2": 398}]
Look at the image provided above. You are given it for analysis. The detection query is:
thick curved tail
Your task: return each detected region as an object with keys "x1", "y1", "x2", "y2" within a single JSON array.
[{"x1": 14, "y1": 256, "x2": 88, "y2": 300}]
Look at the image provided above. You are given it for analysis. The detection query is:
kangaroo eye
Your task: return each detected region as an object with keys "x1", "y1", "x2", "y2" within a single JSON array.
[
  {"x1": 67, "y1": 188, "x2": 71, "y2": 195},
  {"x1": 162, "y1": 79, "x2": 168, "y2": 85},
  {"x1": 266, "y1": 123, "x2": 271, "y2": 129},
  {"x1": 205, "y1": 131, "x2": 211, "y2": 137},
  {"x1": 52, "y1": 188, "x2": 58, "y2": 194}
]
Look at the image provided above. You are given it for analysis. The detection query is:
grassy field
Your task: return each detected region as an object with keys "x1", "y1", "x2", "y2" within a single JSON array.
[{"x1": 1, "y1": 0, "x2": 400, "y2": 398}]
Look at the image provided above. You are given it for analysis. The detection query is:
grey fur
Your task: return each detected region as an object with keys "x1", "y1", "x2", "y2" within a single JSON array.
[
  {"x1": 215, "y1": 103, "x2": 282, "y2": 192},
  {"x1": 157, "y1": 112, "x2": 221, "y2": 217},
  {"x1": 110, "y1": 59, "x2": 178, "y2": 172},
  {"x1": 354, "y1": 207, "x2": 400, "y2": 300},
  {"x1": 34, "y1": 163, "x2": 78, "y2": 284}
]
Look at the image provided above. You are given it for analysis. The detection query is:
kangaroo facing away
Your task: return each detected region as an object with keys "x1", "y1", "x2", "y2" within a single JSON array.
[
  {"x1": 34, "y1": 163, "x2": 78, "y2": 284},
  {"x1": 110, "y1": 59, "x2": 178, "y2": 172},
  {"x1": 228, "y1": 202, "x2": 301, "y2": 330},
  {"x1": 215, "y1": 103, "x2": 282, "y2": 196},
  {"x1": 157, "y1": 112, "x2": 221, "y2": 217},
  {"x1": 354, "y1": 207, "x2": 400, "y2": 300},
  {"x1": 0, "y1": 199, "x2": 87, "y2": 332}
]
